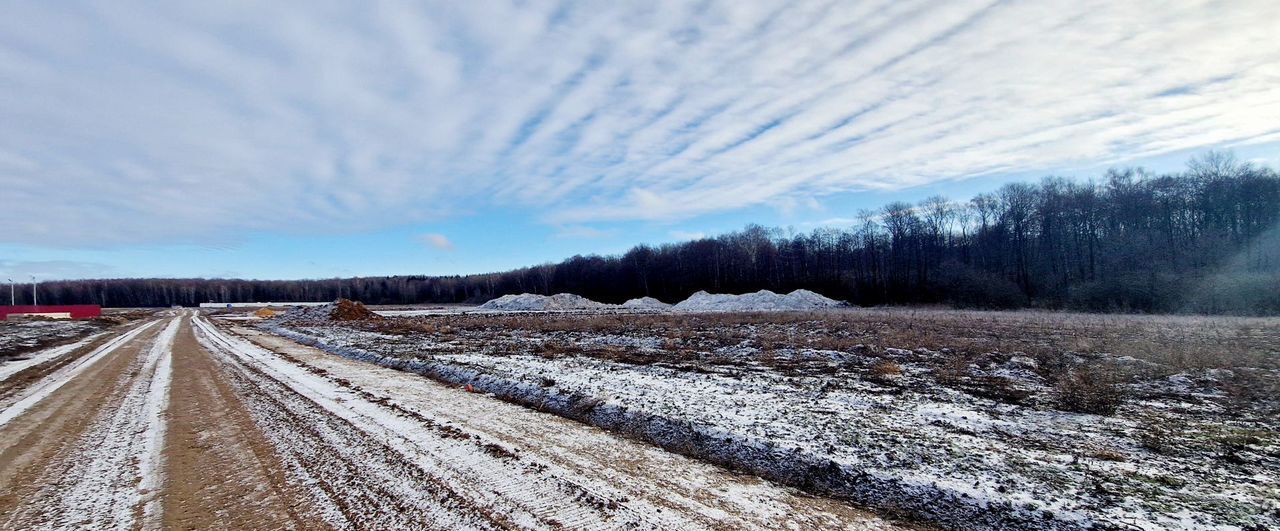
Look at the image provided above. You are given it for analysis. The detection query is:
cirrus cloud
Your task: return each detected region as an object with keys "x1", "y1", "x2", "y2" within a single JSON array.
[
  {"x1": 1, "y1": 0, "x2": 1277, "y2": 247},
  {"x1": 416, "y1": 233, "x2": 455, "y2": 251}
]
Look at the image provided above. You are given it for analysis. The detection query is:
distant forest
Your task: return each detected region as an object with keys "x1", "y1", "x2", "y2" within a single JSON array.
[{"x1": 27, "y1": 152, "x2": 1280, "y2": 315}]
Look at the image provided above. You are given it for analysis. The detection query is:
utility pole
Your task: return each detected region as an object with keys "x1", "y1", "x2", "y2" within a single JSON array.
[
  {"x1": 30, "y1": 275, "x2": 37, "y2": 307},
  {"x1": 6, "y1": 278, "x2": 12, "y2": 306}
]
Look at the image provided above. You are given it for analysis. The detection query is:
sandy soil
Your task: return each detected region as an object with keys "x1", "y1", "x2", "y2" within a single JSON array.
[
  {"x1": 0, "y1": 311, "x2": 905, "y2": 530},
  {"x1": 161, "y1": 317, "x2": 322, "y2": 530}
]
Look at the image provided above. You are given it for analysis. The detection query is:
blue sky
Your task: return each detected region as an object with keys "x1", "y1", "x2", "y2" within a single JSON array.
[{"x1": 2, "y1": 1, "x2": 1278, "y2": 280}]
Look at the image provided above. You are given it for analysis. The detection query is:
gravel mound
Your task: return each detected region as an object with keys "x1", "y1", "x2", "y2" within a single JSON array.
[
  {"x1": 478, "y1": 293, "x2": 612, "y2": 311},
  {"x1": 279, "y1": 299, "x2": 380, "y2": 322},
  {"x1": 621, "y1": 297, "x2": 671, "y2": 309},
  {"x1": 672, "y1": 289, "x2": 844, "y2": 312}
]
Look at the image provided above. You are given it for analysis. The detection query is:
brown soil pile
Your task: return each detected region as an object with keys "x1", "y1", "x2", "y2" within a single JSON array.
[
  {"x1": 330, "y1": 299, "x2": 380, "y2": 321},
  {"x1": 254, "y1": 309, "x2": 278, "y2": 318},
  {"x1": 94, "y1": 310, "x2": 157, "y2": 326}
]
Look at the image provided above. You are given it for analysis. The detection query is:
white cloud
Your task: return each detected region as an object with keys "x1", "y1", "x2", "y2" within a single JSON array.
[
  {"x1": 1, "y1": 0, "x2": 1277, "y2": 247},
  {"x1": 669, "y1": 230, "x2": 706, "y2": 241},
  {"x1": 0, "y1": 260, "x2": 118, "y2": 280},
  {"x1": 416, "y1": 233, "x2": 454, "y2": 251},
  {"x1": 798, "y1": 218, "x2": 861, "y2": 229}
]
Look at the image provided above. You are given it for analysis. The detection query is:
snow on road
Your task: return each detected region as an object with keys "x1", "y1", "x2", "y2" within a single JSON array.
[
  {"x1": 53, "y1": 317, "x2": 178, "y2": 528},
  {"x1": 0, "y1": 315, "x2": 175, "y2": 529},
  {"x1": 0, "y1": 312, "x2": 903, "y2": 530},
  {"x1": 137, "y1": 317, "x2": 178, "y2": 527},
  {"x1": 201, "y1": 317, "x2": 900, "y2": 529}
]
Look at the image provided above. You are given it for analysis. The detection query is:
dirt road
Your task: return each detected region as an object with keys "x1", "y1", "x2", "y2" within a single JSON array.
[{"x1": 0, "y1": 311, "x2": 905, "y2": 530}]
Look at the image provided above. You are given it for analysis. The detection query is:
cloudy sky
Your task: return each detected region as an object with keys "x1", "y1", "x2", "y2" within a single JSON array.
[{"x1": 2, "y1": 0, "x2": 1278, "y2": 280}]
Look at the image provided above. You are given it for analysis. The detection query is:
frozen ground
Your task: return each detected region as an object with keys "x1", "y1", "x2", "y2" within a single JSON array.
[
  {"x1": 0, "y1": 319, "x2": 106, "y2": 361},
  {"x1": 270, "y1": 309, "x2": 1280, "y2": 530},
  {"x1": 1, "y1": 309, "x2": 904, "y2": 529}
]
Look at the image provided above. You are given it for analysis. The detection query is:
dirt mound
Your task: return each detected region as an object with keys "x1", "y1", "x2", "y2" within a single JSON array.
[
  {"x1": 253, "y1": 308, "x2": 278, "y2": 318},
  {"x1": 673, "y1": 289, "x2": 845, "y2": 312},
  {"x1": 330, "y1": 299, "x2": 380, "y2": 320},
  {"x1": 478, "y1": 293, "x2": 612, "y2": 311}
]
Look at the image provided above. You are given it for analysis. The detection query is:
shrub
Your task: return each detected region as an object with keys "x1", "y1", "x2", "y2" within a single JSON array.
[
  {"x1": 934, "y1": 355, "x2": 971, "y2": 385},
  {"x1": 1055, "y1": 365, "x2": 1126, "y2": 415},
  {"x1": 868, "y1": 360, "x2": 903, "y2": 384},
  {"x1": 1136, "y1": 421, "x2": 1176, "y2": 455}
]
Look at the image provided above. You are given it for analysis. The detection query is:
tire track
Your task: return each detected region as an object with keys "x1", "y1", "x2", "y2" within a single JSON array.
[
  {"x1": 196, "y1": 317, "x2": 508, "y2": 530},
  {"x1": 200, "y1": 316, "x2": 905, "y2": 530},
  {"x1": 0, "y1": 331, "x2": 108, "y2": 384},
  {"x1": 0, "y1": 320, "x2": 157, "y2": 424},
  {"x1": 161, "y1": 315, "x2": 324, "y2": 530},
  {"x1": 0, "y1": 317, "x2": 174, "y2": 530},
  {"x1": 196, "y1": 315, "x2": 673, "y2": 530}
]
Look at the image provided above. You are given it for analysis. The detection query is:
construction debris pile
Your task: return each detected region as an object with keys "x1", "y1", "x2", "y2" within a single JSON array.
[{"x1": 280, "y1": 299, "x2": 380, "y2": 322}]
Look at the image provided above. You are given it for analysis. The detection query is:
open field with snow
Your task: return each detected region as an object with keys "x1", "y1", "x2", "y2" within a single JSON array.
[
  {"x1": 0, "y1": 310, "x2": 155, "y2": 364},
  {"x1": 3, "y1": 298, "x2": 1274, "y2": 529},
  {"x1": 268, "y1": 306, "x2": 1280, "y2": 530},
  {"x1": 0, "y1": 319, "x2": 107, "y2": 362}
]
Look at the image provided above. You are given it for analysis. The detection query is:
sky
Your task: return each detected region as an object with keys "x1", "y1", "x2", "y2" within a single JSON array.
[{"x1": 1, "y1": 0, "x2": 1278, "y2": 281}]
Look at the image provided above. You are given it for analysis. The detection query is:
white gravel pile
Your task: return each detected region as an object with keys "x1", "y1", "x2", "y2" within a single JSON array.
[
  {"x1": 277, "y1": 303, "x2": 337, "y2": 323},
  {"x1": 477, "y1": 293, "x2": 612, "y2": 311},
  {"x1": 672, "y1": 289, "x2": 844, "y2": 312},
  {"x1": 621, "y1": 297, "x2": 671, "y2": 310}
]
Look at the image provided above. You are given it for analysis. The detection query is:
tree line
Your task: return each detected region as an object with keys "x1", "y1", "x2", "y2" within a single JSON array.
[{"x1": 23, "y1": 152, "x2": 1280, "y2": 315}]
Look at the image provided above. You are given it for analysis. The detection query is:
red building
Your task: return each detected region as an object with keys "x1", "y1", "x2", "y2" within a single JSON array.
[{"x1": 0, "y1": 305, "x2": 102, "y2": 320}]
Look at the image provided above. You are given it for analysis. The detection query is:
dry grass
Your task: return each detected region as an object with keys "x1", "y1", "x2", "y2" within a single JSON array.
[
  {"x1": 867, "y1": 360, "x2": 903, "y2": 385},
  {"x1": 361, "y1": 308, "x2": 1279, "y2": 371},
  {"x1": 346, "y1": 307, "x2": 1277, "y2": 416},
  {"x1": 1054, "y1": 366, "x2": 1127, "y2": 415}
]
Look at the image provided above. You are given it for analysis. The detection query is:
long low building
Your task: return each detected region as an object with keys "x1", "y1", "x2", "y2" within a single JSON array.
[
  {"x1": 0, "y1": 305, "x2": 101, "y2": 320},
  {"x1": 198, "y1": 302, "x2": 332, "y2": 309}
]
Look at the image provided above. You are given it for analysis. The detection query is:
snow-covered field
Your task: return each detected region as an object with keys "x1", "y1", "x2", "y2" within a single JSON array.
[{"x1": 269, "y1": 309, "x2": 1280, "y2": 530}]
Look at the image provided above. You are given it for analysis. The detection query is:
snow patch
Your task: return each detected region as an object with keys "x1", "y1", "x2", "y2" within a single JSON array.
[
  {"x1": 0, "y1": 332, "x2": 108, "y2": 382},
  {"x1": 137, "y1": 317, "x2": 179, "y2": 527}
]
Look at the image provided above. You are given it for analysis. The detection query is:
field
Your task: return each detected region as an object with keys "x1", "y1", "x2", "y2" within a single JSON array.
[
  {"x1": 271, "y1": 307, "x2": 1280, "y2": 530},
  {"x1": 0, "y1": 310, "x2": 154, "y2": 360},
  {"x1": 2, "y1": 303, "x2": 1274, "y2": 529},
  {"x1": 0, "y1": 319, "x2": 107, "y2": 361}
]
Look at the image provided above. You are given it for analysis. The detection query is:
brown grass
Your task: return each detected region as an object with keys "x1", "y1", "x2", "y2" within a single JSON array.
[
  {"x1": 344, "y1": 308, "x2": 1277, "y2": 413},
  {"x1": 360, "y1": 308, "x2": 1279, "y2": 371},
  {"x1": 870, "y1": 359, "x2": 903, "y2": 378},
  {"x1": 1054, "y1": 365, "x2": 1127, "y2": 415}
]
